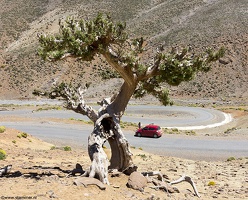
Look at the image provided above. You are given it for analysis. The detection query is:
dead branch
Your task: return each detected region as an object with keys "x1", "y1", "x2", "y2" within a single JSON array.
[
  {"x1": 141, "y1": 171, "x2": 164, "y2": 182},
  {"x1": 0, "y1": 165, "x2": 12, "y2": 176},
  {"x1": 170, "y1": 174, "x2": 200, "y2": 197},
  {"x1": 64, "y1": 86, "x2": 98, "y2": 122}
]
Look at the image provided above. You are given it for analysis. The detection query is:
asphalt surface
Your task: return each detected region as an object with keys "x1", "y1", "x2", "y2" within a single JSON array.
[{"x1": 1, "y1": 102, "x2": 247, "y2": 161}]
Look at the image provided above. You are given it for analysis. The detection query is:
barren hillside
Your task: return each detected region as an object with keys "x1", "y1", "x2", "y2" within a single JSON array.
[{"x1": 0, "y1": 0, "x2": 247, "y2": 104}]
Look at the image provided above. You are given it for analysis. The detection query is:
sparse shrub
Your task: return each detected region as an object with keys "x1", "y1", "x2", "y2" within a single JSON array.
[
  {"x1": 227, "y1": 157, "x2": 235, "y2": 161},
  {"x1": 12, "y1": 140, "x2": 16, "y2": 144},
  {"x1": 64, "y1": 146, "x2": 71, "y2": 151},
  {"x1": 224, "y1": 127, "x2": 237, "y2": 134},
  {"x1": 17, "y1": 132, "x2": 28, "y2": 138},
  {"x1": 185, "y1": 130, "x2": 196, "y2": 136},
  {"x1": 50, "y1": 146, "x2": 56, "y2": 150},
  {"x1": 32, "y1": 89, "x2": 48, "y2": 96},
  {"x1": 172, "y1": 128, "x2": 179, "y2": 132},
  {"x1": 0, "y1": 126, "x2": 6, "y2": 133},
  {"x1": 120, "y1": 121, "x2": 137, "y2": 129},
  {"x1": 21, "y1": 132, "x2": 28, "y2": 138},
  {"x1": 208, "y1": 181, "x2": 216, "y2": 186},
  {"x1": 85, "y1": 121, "x2": 93, "y2": 125},
  {"x1": 0, "y1": 149, "x2": 7, "y2": 160},
  {"x1": 138, "y1": 154, "x2": 147, "y2": 160},
  {"x1": 36, "y1": 106, "x2": 62, "y2": 112},
  {"x1": 99, "y1": 68, "x2": 120, "y2": 80}
]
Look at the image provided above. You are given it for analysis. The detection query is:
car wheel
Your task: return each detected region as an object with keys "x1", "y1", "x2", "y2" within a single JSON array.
[
  {"x1": 153, "y1": 134, "x2": 158, "y2": 138},
  {"x1": 137, "y1": 133, "x2": 141, "y2": 137}
]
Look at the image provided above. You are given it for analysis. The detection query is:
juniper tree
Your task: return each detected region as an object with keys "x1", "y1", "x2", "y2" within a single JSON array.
[{"x1": 38, "y1": 13, "x2": 224, "y2": 184}]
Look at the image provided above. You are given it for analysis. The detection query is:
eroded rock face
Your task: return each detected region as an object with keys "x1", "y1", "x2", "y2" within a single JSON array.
[{"x1": 126, "y1": 172, "x2": 147, "y2": 192}]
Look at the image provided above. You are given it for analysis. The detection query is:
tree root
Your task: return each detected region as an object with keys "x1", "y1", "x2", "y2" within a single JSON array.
[
  {"x1": 0, "y1": 165, "x2": 12, "y2": 177},
  {"x1": 142, "y1": 171, "x2": 200, "y2": 197},
  {"x1": 170, "y1": 174, "x2": 200, "y2": 197}
]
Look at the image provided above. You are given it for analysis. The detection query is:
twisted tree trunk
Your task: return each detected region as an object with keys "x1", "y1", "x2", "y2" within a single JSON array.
[
  {"x1": 87, "y1": 112, "x2": 136, "y2": 184},
  {"x1": 64, "y1": 82, "x2": 137, "y2": 184}
]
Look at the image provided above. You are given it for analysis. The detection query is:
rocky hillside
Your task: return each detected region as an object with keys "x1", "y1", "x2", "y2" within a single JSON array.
[{"x1": 0, "y1": 0, "x2": 247, "y2": 104}]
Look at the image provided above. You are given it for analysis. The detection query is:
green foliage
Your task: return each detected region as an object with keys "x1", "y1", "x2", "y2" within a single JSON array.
[
  {"x1": 12, "y1": 140, "x2": 16, "y2": 144},
  {"x1": 137, "y1": 154, "x2": 147, "y2": 160},
  {"x1": 0, "y1": 149, "x2": 7, "y2": 160},
  {"x1": 0, "y1": 126, "x2": 6, "y2": 133},
  {"x1": 227, "y1": 157, "x2": 235, "y2": 162},
  {"x1": 38, "y1": 13, "x2": 225, "y2": 106},
  {"x1": 35, "y1": 106, "x2": 62, "y2": 112},
  {"x1": 17, "y1": 132, "x2": 28, "y2": 138},
  {"x1": 49, "y1": 82, "x2": 67, "y2": 99},
  {"x1": 185, "y1": 130, "x2": 196, "y2": 136},
  {"x1": 21, "y1": 132, "x2": 28, "y2": 138},
  {"x1": 99, "y1": 68, "x2": 120, "y2": 80},
  {"x1": 163, "y1": 128, "x2": 196, "y2": 135},
  {"x1": 63, "y1": 146, "x2": 72, "y2": 151},
  {"x1": 38, "y1": 13, "x2": 127, "y2": 61},
  {"x1": 224, "y1": 127, "x2": 239, "y2": 134},
  {"x1": 134, "y1": 46, "x2": 225, "y2": 105},
  {"x1": 32, "y1": 89, "x2": 48, "y2": 96},
  {"x1": 50, "y1": 146, "x2": 56, "y2": 150},
  {"x1": 208, "y1": 181, "x2": 216, "y2": 186}
]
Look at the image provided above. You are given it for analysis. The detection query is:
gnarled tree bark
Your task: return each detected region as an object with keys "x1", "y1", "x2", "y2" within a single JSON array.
[{"x1": 64, "y1": 84, "x2": 137, "y2": 184}]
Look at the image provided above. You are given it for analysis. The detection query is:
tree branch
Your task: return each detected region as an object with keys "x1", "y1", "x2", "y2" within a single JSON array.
[
  {"x1": 64, "y1": 86, "x2": 98, "y2": 122},
  {"x1": 103, "y1": 47, "x2": 135, "y2": 86}
]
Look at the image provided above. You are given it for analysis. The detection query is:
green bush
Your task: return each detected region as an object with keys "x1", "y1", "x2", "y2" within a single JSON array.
[
  {"x1": 50, "y1": 146, "x2": 56, "y2": 150},
  {"x1": 21, "y1": 132, "x2": 28, "y2": 138},
  {"x1": 63, "y1": 146, "x2": 71, "y2": 151},
  {"x1": 208, "y1": 181, "x2": 216, "y2": 186},
  {"x1": 227, "y1": 157, "x2": 236, "y2": 161},
  {"x1": 0, "y1": 149, "x2": 7, "y2": 160},
  {"x1": 0, "y1": 126, "x2": 6, "y2": 133},
  {"x1": 17, "y1": 132, "x2": 28, "y2": 138}
]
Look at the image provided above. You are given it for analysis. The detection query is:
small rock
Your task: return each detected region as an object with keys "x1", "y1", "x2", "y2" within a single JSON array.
[
  {"x1": 219, "y1": 56, "x2": 233, "y2": 65},
  {"x1": 74, "y1": 177, "x2": 106, "y2": 190},
  {"x1": 126, "y1": 172, "x2": 147, "y2": 192},
  {"x1": 46, "y1": 190, "x2": 57, "y2": 198}
]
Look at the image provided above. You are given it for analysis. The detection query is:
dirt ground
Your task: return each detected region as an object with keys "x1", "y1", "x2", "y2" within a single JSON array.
[{"x1": 0, "y1": 106, "x2": 248, "y2": 200}]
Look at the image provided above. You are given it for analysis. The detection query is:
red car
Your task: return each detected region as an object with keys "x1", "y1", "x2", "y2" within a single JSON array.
[{"x1": 135, "y1": 124, "x2": 163, "y2": 138}]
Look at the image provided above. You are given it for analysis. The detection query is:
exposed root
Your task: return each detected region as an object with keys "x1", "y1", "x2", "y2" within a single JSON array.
[
  {"x1": 0, "y1": 165, "x2": 12, "y2": 176},
  {"x1": 170, "y1": 174, "x2": 200, "y2": 197},
  {"x1": 142, "y1": 171, "x2": 200, "y2": 197}
]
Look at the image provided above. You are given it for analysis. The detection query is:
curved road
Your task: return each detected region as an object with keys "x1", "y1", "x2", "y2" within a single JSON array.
[{"x1": 0, "y1": 101, "x2": 247, "y2": 161}]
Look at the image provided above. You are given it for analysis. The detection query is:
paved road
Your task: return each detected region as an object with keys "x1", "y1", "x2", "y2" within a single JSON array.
[
  {"x1": 1, "y1": 103, "x2": 247, "y2": 161},
  {"x1": 1, "y1": 121, "x2": 247, "y2": 161},
  {"x1": 0, "y1": 103, "x2": 232, "y2": 129}
]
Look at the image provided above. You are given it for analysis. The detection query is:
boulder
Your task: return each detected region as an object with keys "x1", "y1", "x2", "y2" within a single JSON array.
[{"x1": 126, "y1": 172, "x2": 147, "y2": 192}]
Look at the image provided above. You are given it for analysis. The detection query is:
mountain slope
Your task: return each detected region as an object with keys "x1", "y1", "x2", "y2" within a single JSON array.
[{"x1": 0, "y1": 0, "x2": 247, "y2": 103}]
